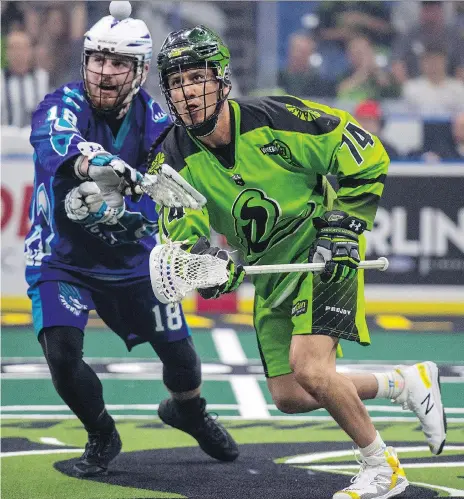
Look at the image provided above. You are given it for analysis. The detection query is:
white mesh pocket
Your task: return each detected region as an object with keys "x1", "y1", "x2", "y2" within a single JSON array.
[{"x1": 149, "y1": 242, "x2": 229, "y2": 303}]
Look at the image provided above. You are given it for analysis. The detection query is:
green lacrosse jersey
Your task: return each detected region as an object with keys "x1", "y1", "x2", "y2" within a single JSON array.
[{"x1": 154, "y1": 95, "x2": 389, "y2": 299}]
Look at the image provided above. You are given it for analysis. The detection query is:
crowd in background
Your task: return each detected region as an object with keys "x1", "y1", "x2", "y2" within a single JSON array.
[{"x1": 1, "y1": 0, "x2": 464, "y2": 161}]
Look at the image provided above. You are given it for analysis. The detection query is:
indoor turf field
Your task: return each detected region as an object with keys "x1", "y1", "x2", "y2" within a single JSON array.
[{"x1": 2, "y1": 312, "x2": 464, "y2": 498}]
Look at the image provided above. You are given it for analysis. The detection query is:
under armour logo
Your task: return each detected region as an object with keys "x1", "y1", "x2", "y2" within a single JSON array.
[
  {"x1": 421, "y1": 392, "x2": 435, "y2": 415},
  {"x1": 349, "y1": 220, "x2": 362, "y2": 232}
]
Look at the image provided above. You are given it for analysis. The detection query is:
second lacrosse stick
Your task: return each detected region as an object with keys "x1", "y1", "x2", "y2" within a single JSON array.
[{"x1": 149, "y1": 242, "x2": 389, "y2": 304}]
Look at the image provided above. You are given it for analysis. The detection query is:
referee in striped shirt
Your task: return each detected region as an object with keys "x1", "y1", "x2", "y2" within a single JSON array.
[{"x1": 1, "y1": 30, "x2": 49, "y2": 128}]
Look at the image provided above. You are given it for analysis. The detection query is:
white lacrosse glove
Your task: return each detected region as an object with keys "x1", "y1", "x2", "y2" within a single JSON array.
[
  {"x1": 65, "y1": 181, "x2": 124, "y2": 225},
  {"x1": 142, "y1": 164, "x2": 207, "y2": 209},
  {"x1": 77, "y1": 142, "x2": 143, "y2": 209}
]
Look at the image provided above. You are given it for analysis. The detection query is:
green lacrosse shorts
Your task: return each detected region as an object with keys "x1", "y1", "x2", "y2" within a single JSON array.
[{"x1": 253, "y1": 238, "x2": 370, "y2": 378}]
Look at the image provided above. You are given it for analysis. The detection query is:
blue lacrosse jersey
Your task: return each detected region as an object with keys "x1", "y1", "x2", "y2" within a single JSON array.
[{"x1": 25, "y1": 81, "x2": 170, "y2": 281}]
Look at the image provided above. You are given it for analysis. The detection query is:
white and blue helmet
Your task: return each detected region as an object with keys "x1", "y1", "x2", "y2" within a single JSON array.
[{"x1": 82, "y1": 6, "x2": 152, "y2": 112}]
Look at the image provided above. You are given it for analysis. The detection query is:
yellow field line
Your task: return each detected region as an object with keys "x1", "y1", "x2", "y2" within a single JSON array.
[{"x1": 2, "y1": 296, "x2": 463, "y2": 316}]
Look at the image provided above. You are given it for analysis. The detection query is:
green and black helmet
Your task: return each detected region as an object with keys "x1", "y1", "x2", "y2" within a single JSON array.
[{"x1": 157, "y1": 25, "x2": 232, "y2": 137}]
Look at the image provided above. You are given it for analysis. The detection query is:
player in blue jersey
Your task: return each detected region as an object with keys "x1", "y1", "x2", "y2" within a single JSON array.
[{"x1": 25, "y1": 5, "x2": 238, "y2": 477}]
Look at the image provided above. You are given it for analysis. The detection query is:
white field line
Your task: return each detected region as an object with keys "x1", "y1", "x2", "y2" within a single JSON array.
[
  {"x1": 39, "y1": 437, "x2": 66, "y2": 446},
  {"x1": 311, "y1": 463, "x2": 464, "y2": 470},
  {"x1": 229, "y1": 376, "x2": 270, "y2": 418},
  {"x1": 284, "y1": 445, "x2": 464, "y2": 464},
  {"x1": 2, "y1": 404, "x2": 464, "y2": 414},
  {"x1": 2, "y1": 372, "x2": 463, "y2": 383},
  {"x1": 0, "y1": 404, "x2": 236, "y2": 411},
  {"x1": 4, "y1": 357, "x2": 464, "y2": 368},
  {"x1": 211, "y1": 329, "x2": 248, "y2": 365},
  {"x1": 409, "y1": 481, "x2": 464, "y2": 498},
  {"x1": 4, "y1": 357, "x2": 464, "y2": 365},
  {"x1": 212, "y1": 328, "x2": 270, "y2": 418},
  {"x1": 0, "y1": 449, "x2": 84, "y2": 458},
  {"x1": 1, "y1": 414, "x2": 464, "y2": 423}
]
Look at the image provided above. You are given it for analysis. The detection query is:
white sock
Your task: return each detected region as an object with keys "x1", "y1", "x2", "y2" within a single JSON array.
[
  {"x1": 360, "y1": 431, "x2": 387, "y2": 458},
  {"x1": 373, "y1": 370, "x2": 405, "y2": 400}
]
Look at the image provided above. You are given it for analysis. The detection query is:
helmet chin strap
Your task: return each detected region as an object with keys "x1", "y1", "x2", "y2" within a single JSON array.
[
  {"x1": 189, "y1": 100, "x2": 224, "y2": 137},
  {"x1": 188, "y1": 84, "x2": 230, "y2": 137}
]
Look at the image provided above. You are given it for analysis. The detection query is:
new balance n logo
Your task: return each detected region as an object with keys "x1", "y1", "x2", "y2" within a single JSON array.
[{"x1": 421, "y1": 392, "x2": 435, "y2": 415}]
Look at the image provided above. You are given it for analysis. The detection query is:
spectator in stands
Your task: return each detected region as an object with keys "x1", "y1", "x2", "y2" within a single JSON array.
[
  {"x1": 278, "y1": 31, "x2": 335, "y2": 97},
  {"x1": 457, "y1": 1, "x2": 464, "y2": 32},
  {"x1": 451, "y1": 112, "x2": 464, "y2": 160},
  {"x1": 391, "y1": 1, "x2": 464, "y2": 85},
  {"x1": 336, "y1": 34, "x2": 400, "y2": 101},
  {"x1": 1, "y1": 1, "x2": 25, "y2": 69},
  {"x1": 1, "y1": 30, "x2": 49, "y2": 128},
  {"x1": 316, "y1": 1, "x2": 393, "y2": 50},
  {"x1": 409, "y1": 112, "x2": 464, "y2": 162},
  {"x1": 35, "y1": 3, "x2": 87, "y2": 86},
  {"x1": 391, "y1": 0, "x2": 456, "y2": 35},
  {"x1": 354, "y1": 100, "x2": 401, "y2": 160},
  {"x1": 1, "y1": 1, "x2": 25, "y2": 34},
  {"x1": 35, "y1": 40, "x2": 60, "y2": 87},
  {"x1": 402, "y1": 45, "x2": 464, "y2": 117},
  {"x1": 134, "y1": 1, "x2": 229, "y2": 100}
]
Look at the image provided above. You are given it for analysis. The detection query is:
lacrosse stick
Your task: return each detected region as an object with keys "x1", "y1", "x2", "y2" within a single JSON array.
[
  {"x1": 149, "y1": 241, "x2": 389, "y2": 304},
  {"x1": 140, "y1": 164, "x2": 207, "y2": 210},
  {"x1": 77, "y1": 142, "x2": 206, "y2": 210}
]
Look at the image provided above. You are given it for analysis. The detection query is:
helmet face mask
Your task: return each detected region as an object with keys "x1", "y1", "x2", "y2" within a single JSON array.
[
  {"x1": 164, "y1": 62, "x2": 229, "y2": 133},
  {"x1": 83, "y1": 50, "x2": 142, "y2": 112},
  {"x1": 82, "y1": 15, "x2": 152, "y2": 114},
  {"x1": 158, "y1": 25, "x2": 232, "y2": 137}
]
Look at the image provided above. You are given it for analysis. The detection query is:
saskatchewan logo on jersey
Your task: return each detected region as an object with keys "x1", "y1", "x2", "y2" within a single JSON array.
[
  {"x1": 260, "y1": 139, "x2": 301, "y2": 168},
  {"x1": 148, "y1": 152, "x2": 165, "y2": 174},
  {"x1": 285, "y1": 103, "x2": 322, "y2": 122},
  {"x1": 232, "y1": 188, "x2": 316, "y2": 263}
]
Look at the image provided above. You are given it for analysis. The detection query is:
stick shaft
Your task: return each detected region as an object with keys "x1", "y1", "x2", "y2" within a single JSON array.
[{"x1": 243, "y1": 257, "x2": 389, "y2": 275}]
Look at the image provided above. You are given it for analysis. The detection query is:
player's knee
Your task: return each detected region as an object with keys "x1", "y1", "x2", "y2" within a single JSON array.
[
  {"x1": 272, "y1": 395, "x2": 303, "y2": 414},
  {"x1": 293, "y1": 365, "x2": 330, "y2": 401},
  {"x1": 270, "y1": 387, "x2": 320, "y2": 414},
  {"x1": 154, "y1": 337, "x2": 202, "y2": 393},
  {"x1": 39, "y1": 326, "x2": 84, "y2": 378}
]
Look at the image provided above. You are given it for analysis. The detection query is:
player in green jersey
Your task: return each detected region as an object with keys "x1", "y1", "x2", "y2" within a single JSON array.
[{"x1": 149, "y1": 25, "x2": 447, "y2": 499}]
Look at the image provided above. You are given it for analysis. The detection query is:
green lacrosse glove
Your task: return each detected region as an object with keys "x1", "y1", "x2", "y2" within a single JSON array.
[
  {"x1": 309, "y1": 210, "x2": 367, "y2": 283},
  {"x1": 187, "y1": 236, "x2": 245, "y2": 299}
]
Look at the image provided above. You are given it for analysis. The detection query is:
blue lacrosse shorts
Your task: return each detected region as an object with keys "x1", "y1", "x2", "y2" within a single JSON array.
[{"x1": 26, "y1": 269, "x2": 190, "y2": 350}]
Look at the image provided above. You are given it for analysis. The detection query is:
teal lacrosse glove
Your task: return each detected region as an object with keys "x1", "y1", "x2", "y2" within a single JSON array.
[
  {"x1": 89, "y1": 152, "x2": 144, "y2": 203},
  {"x1": 187, "y1": 237, "x2": 245, "y2": 299},
  {"x1": 76, "y1": 143, "x2": 144, "y2": 205},
  {"x1": 309, "y1": 210, "x2": 367, "y2": 283}
]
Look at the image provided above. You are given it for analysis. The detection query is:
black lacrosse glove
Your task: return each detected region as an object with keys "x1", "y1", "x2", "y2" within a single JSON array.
[
  {"x1": 187, "y1": 236, "x2": 245, "y2": 299},
  {"x1": 309, "y1": 210, "x2": 367, "y2": 283}
]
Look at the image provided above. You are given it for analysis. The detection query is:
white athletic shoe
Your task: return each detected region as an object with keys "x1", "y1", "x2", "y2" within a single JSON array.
[
  {"x1": 394, "y1": 361, "x2": 447, "y2": 455},
  {"x1": 332, "y1": 447, "x2": 408, "y2": 499}
]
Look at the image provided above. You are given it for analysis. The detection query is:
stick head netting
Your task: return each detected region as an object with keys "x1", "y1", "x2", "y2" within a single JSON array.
[
  {"x1": 141, "y1": 165, "x2": 207, "y2": 209},
  {"x1": 149, "y1": 242, "x2": 230, "y2": 303}
]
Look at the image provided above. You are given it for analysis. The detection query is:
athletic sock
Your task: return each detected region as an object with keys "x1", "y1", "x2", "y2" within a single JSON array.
[
  {"x1": 373, "y1": 370, "x2": 405, "y2": 400},
  {"x1": 359, "y1": 431, "x2": 387, "y2": 459},
  {"x1": 85, "y1": 409, "x2": 115, "y2": 435},
  {"x1": 173, "y1": 395, "x2": 203, "y2": 414}
]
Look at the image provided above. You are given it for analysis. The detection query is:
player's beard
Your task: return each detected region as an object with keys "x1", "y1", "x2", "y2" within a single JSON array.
[
  {"x1": 87, "y1": 72, "x2": 133, "y2": 112},
  {"x1": 93, "y1": 84, "x2": 128, "y2": 111}
]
